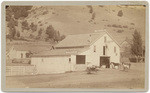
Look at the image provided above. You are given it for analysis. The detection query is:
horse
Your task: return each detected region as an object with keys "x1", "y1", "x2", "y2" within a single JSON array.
[
  {"x1": 121, "y1": 62, "x2": 131, "y2": 71},
  {"x1": 110, "y1": 62, "x2": 120, "y2": 69}
]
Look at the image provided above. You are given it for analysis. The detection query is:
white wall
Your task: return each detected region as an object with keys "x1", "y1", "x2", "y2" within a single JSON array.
[
  {"x1": 8, "y1": 48, "x2": 28, "y2": 59},
  {"x1": 31, "y1": 56, "x2": 72, "y2": 74},
  {"x1": 80, "y1": 33, "x2": 120, "y2": 66}
]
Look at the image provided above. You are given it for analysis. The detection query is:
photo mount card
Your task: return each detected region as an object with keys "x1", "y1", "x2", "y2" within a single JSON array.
[{"x1": 1, "y1": 1, "x2": 149, "y2": 92}]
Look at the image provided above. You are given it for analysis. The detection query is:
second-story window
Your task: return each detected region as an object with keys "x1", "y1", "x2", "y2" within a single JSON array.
[
  {"x1": 103, "y1": 46, "x2": 105, "y2": 55},
  {"x1": 21, "y1": 53, "x2": 23, "y2": 58},
  {"x1": 94, "y1": 46, "x2": 96, "y2": 52},
  {"x1": 69, "y1": 58, "x2": 71, "y2": 62}
]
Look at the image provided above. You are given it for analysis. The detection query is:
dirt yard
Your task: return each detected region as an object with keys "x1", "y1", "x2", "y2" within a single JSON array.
[{"x1": 6, "y1": 63, "x2": 145, "y2": 89}]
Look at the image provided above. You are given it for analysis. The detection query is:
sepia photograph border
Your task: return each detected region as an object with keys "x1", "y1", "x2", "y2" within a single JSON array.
[{"x1": 1, "y1": 1, "x2": 149, "y2": 92}]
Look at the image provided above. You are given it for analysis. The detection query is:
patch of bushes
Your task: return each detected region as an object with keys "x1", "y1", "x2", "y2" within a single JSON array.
[
  {"x1": 117, "y1": 10, "x2": 123, "y2": 17},
  {"x1": 21, "y1": 20, "x2": 30, "y2": 30},
  {"x1": 117, "y1": 29, "x2": 124, "y2": 33},
  {"x1": 91, "y1": 12, "x2": 96, "y2": 20},
  {"x1": 98, "y1": 5, "x2": 104, "y2": 7},
  {"x1": 30, "y1": 22, "x2": 37, "y2": 32},
  {"x1": 129, "y1": 57, "x2": 141, "y2": 63},
  {"x1": 52, "y1": 12, "x2": 55, "y2": 14},
  {"x1": 40, "y1": 24, "x2": 43, "y2": 26},
  {"x1": 112, "y1": 10, "x2": 115, "y2": 12},
  {"x1": 38, "y1": 21, "x2": 41, "y2": 23},
  {"x1": 87, "y1": 5, "x2": 93, "y2": 13},
  {"x1": 42, "y1": 11, "x2": 48, "y2": 15},
  {"x1": 107, "y1": 24, "x2": 111, "y2": 27},
  {"x1": 131, "y1": 23, "x2": 135, "y2": 25},
  {"x1": 111, "y1": 24, "x2": 123, "y2": 28},
  {"x1": 112, "y1": 24, "x2": 117, "y2": 27},
  {"x1": 123, "y1": 25, "x2": 128, "y2": 28}
]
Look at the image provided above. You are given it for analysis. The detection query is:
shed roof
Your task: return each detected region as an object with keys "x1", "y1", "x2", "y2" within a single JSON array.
[
  {"x1": 55, "y1": 31, "x2": 106, "y2": 48},
  {"x1": 32, "y1": 48, "x2": 89, "y2": 57}
]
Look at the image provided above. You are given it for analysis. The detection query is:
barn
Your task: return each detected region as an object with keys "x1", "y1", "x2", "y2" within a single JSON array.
[{"x1": 31, "y1": 31, "x2": 121, "y2": 74}]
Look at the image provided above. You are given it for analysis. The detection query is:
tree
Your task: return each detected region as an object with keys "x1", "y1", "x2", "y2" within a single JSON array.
[
  {"x1": 60, "y1": 35, "x2": 66, "y2": 41},
  {"x1": 45, "y1": 25, "x2": 55, "y2": 40},
  {"x1": 30, "y1": 22, "x2": 37, "y2": 32},
  {"x1": 16, "y1": 31, "x2": 20, "y2": 38},
  {"x1": 22, "y1": 20, "x2": 30, "y2": 30},
  {"x1": 54, "y1": 31, "x2": 61, "y2": 43},
  {"x1": 130, "y1": 30, "x2": 143, "y2": 62},
  {"x1": 9, "y1": 26, "x2": 16, "y2": 39},
  {"x1": 6, "y1": 6, "x2": 32, "y2": 21},
  {"x1": 91, "y1": 12, "x2": 96, "y2": 20},
  {"x1": 117, "y1": 10, "x2": 123, "y2": 17},
  {"x1": 38, "y1": 28, "x2": 43, "y2": 36}
]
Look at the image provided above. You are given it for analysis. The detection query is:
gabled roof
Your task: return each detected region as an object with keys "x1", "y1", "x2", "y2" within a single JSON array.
[
  {"x1": 55, "y1": 31, "x2": 106, "y2": 48},
  {"x1": 55, "y1": 31, "x2": 121, "y2": 48},
  {"x1": 8, "y1": 44, "x2": 52, "y2": 54},
  {"x1": 32, "y1": 48, "x2": 89, "y2": 57}
]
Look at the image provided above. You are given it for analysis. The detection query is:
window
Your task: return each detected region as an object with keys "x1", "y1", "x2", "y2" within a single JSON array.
[
  {"x1": 94, "y1": 46, "x2": 96, "y2": 52},
  {"x1": 21, "y1": 53, "x2": 23, "y2": 58},
  {"x1": 76, "y1": 55, "x2": 85, "y2": 64},
  {"x1": 114, "y1": 46, "x2": 116, "y2": 53},
  {"x1": 69, "y1": 58, "x2": 71, "y2": 62},
  {"x1": 103, "y1": 46, "x2": 105, "y2": 55},
  {"x1": 104, "y1": 36, "x2": 107, "y2": 43}
]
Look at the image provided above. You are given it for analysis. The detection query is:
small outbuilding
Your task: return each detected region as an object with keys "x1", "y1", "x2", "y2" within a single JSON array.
[{"x1": 31, "y1": 31, "x2": 121, "y2": 74}]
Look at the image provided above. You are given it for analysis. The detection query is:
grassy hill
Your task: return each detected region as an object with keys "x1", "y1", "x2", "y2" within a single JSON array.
[{"x1": 7, "y1": 5, "x2": 146, "y2": 44}]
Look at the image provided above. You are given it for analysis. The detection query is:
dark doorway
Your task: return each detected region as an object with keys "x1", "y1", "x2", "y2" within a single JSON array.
[
  {"x1": 76, "y1": 55, "x2": 86, "y2": 64},
  {"x1": 100, "y1": 56, "x2": 110, "y2": 68}
]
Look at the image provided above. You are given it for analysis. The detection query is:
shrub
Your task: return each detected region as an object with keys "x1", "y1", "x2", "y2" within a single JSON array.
[
  {"x1": 38, "y1": 21, "x2": 41, "y2": 23},
  {"x1": 40, "y1": 24, "x2": 43, "y2": 26},
  {"x1": 129, "y1": 57, "x2": 141, "y2": 63},
  {"x1": 87, "y1": 5, "x2": 93, "y2": 13},
  {"x1": 42, "y1": 11, "x2": 48, "y2": 15},
  {"x1": 91, "y1": 12, "x2": 96, "y2": 20},
  {"x1": 118, "y1": 25, "x2": 122, "y2": 28},
  {"x1": 30, "y1": 22, "x2": 37, "y2": 32},
  {"x1": 131, "y1": 23, "x2": 135, "y2": 25},
  {"x1": 22, "y1": 20, "x2": 30, "y2": 30},
  {"x1": 117, "y1": 29, "x2": 124, "y2": 33},
  {"x1": 112, "y1": 24, "x2": 117, "y2": 27},
  {"x1": 98, "y1": 5, "x2": 104, "y2": 7},
  {"x1": 117, "y1": 10, "x2": 123, "y2": 17},
  {"x1": 112, "y1": 10, "x2": 115, "y2": 12},
  {"x1": 123, "y1": 25, "x2": 128, "y2": 28},
  {"x1": 107, "y1": 24, "x2": 111, "y2": 27}
]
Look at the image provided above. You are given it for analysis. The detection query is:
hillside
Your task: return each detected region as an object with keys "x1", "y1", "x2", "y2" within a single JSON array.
[{"x1": 6, "y1": 5, "x2": 146, "y2": 44}]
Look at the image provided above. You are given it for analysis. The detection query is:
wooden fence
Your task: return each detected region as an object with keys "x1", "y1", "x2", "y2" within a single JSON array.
[{"x1": 6, "y1": 65, "x2": 36, "y2": 76}]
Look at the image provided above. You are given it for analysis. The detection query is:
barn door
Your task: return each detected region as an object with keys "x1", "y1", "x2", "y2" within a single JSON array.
[{"x1": 100, "y1": 56, "x2": 110, "y2": 68}]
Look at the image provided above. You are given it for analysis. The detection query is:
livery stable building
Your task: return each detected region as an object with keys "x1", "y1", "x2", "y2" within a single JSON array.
[{"x1": 31, "y1": 31, "x2": 121, "y2": 74}]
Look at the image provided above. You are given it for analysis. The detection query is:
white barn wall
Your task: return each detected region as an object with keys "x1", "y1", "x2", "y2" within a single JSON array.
[
  {"x1": 80, "y1": 34, "x2": 120, "y2": 66},
  {"x1": 31, "y1": 56, "x2": 72, "y2": 74}
]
